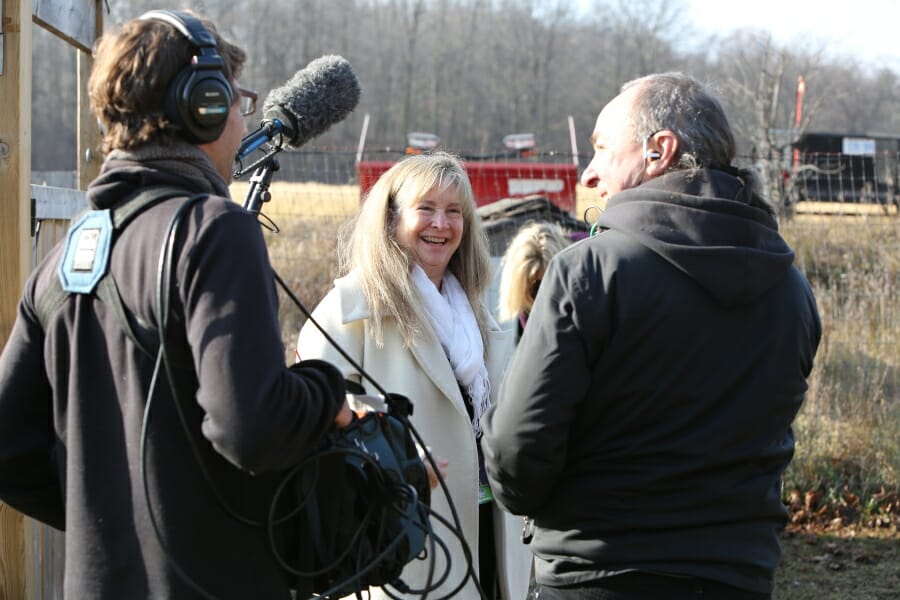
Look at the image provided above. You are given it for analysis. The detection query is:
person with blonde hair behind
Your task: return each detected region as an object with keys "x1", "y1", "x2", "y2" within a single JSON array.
[
  {"x1": 297, "y1": 151, "x2": 531, "y2": 599},
  {"x1": 498, "y1": 221, "x2": 573, "y2": 336}
]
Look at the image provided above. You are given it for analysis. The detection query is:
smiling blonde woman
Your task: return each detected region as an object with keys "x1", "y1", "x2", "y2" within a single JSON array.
[{"x1": 297, "y1": 152, "x2": 531, "y2": 600}]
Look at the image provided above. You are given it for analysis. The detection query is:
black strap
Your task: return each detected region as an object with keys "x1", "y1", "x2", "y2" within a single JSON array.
[
  {"x1": 95, "y1": 275, "x2": 157, "y2": 357},
  {"x1": 112, "y1": 185, "x2": 190, "y2": 229},
  {"x1": 34, "y1": 276, "x2": 69, "y2": 334},
  {"x1": 35, "y1": 186, "x2": 198, "y2": 356}
]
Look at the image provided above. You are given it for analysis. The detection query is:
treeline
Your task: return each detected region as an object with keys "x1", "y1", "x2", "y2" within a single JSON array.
[{"x1": 31, "y1": 0, "x2": 900, "y2": 171}]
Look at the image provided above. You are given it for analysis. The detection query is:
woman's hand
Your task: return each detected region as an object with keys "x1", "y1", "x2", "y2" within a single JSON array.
[{"x1": 333, "y1": 397, "x2": 354, "y2": 428}]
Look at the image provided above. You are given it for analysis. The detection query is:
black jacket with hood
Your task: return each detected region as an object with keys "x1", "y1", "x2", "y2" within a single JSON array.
[
  {"x1": 0, "y1": 144, "x2": 345, "y2": 598},
  {"x1": 482, "y1": 168, "x2": 821, "y2": 594}
]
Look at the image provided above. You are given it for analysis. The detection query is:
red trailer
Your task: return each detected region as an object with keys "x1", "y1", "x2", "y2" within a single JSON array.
[{"x1": 357, "y1": 159, "x2": 577, "y2": 212}]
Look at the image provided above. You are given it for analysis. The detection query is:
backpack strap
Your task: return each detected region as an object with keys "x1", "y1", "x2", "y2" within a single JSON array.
[{"x1": 35, "y1": 186, "x2": 200, "y2": 356}]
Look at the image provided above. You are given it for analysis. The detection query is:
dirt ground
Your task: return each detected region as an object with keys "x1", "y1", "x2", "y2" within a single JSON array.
[{"x1": 775, "y1": 524, "x2": 900, "y2": 599}]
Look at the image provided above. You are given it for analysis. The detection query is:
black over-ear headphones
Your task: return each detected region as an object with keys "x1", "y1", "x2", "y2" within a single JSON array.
[{"x1": 139, "y1": 10, "x2": 234, "y2": 143}]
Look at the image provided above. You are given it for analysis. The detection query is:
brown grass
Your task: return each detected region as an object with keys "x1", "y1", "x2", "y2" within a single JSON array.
[
  {"x1": 229, "y1": 182, "x2": 360, "y2": 363},
  {"x1": 230, "y1": 181, "x2": 360, "y2": 217},
  {"x1": 779, "y1": 215, "x2": 900, "y2": 522}
]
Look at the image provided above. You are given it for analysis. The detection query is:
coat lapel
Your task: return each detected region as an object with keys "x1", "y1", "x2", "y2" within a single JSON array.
[{"x1": 408, "y1": 333, "x2": 469, "y2": 417}]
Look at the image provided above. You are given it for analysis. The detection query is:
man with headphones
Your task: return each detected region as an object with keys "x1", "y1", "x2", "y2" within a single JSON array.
[
  {"x1": 0, "y1": 9, "x2": 350, "y2": 599},
  {"x1": 483, "y1": 73, "x2": 821, "y2": 599}
]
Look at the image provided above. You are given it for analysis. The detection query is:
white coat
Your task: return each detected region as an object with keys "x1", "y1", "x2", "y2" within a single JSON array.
[{"x1": 297, "y1": 271, "x2": 532, "y2": 600}]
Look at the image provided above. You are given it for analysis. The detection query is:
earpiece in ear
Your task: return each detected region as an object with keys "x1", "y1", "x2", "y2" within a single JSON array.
[{"x1": 641, "y1": 134, "x2": 661, "y2": 161}]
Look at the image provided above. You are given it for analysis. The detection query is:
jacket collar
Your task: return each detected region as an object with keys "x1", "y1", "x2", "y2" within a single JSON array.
[{"x1": 333, "y1": 273, "x2": 465, "y2": 407}]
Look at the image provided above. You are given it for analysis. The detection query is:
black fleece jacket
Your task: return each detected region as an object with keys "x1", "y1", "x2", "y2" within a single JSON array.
[
  {"x1": 482, "y1": 168, "x2": 821, "y2": 594},
  {"x1": 0, "y1": 148, "x2": 345, "y2": 599}
]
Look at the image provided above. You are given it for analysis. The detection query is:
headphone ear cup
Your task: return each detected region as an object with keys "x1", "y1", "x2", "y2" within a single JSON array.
[
  {"x1": 166, "y1": 66, "x2": 233, "y2": 144},
  {"x1": 141, "y1": 10, "x2": 234, "y2": 144},
  {"x1": 164, "y1": 66, "x2": 191, "y2": 135}
]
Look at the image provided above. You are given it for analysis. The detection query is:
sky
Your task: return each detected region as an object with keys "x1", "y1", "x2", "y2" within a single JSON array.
[
  {"x1": 576, "y1": 0, "x2": 900, "y2": 72},
  {"x1": 685, "y1": 0, "x2": 899, "y2": 71}
]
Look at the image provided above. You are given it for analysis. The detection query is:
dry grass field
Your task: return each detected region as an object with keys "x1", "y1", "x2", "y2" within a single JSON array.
[
  {"x1": 230, "y1": 182, "x2": 356, "y2": 356},
  {"x1": 230, "y1": 181, "x2": 361, "y2": 217},
  {"x1": 239, "y1": 180, "x2": 900, "y2": 597}
]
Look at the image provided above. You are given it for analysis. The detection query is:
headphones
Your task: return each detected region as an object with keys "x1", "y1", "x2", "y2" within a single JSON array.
[{"x1": 139, "y1": 10, "x2": 234, "y2": 143}]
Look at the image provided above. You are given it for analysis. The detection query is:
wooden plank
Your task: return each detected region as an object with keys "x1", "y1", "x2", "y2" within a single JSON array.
[
  {"x1": 32, "y1": 171, "x2": 75, "y2": 187},
  {"x1": 49, "y1": 524, "x2": 64, "y2": 599},
  {"x1": 0, "y1": 0, "x2": 33, "y2": 342},
  {"x1": 1, "y1": 1, "x2": 35, "y2": 598},
  {"x1": 30, "y1": 185, "x2": 83, "y2": 272},
  {"x1": 31, "y1": 185, "x2": 86, "y2": 220},
  {"x1": 31, "y1": 0, "x2": 95, "y2": 52},
  {"x1": 32, "y1": 220, "x2": 68, "y2": 269},
  {"x1": 76, "y1": 2, "x2": 101, "y2": 189},
  {"x1": 30, "y1": 186, "x2": 82, "y2": 270},
  {"x1": 28, "y1": 519, "x2": 38, "y2": 600},
  {"x1": 0, "y1": 505, "x2": 26, "y2": 600},
  {"x1": 27, "y1": 522, "x2": 64, "y2": 600}
]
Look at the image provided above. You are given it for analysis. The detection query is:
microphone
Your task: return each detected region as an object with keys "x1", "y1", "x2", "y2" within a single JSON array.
[{"x1": 236, "y1": 55, "x2": 361, "y2": 160}]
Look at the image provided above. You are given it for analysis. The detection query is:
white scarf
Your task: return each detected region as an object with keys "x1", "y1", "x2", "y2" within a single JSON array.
[{"x1": 412, "y1": 264, "x2": 491, "y2": 437}]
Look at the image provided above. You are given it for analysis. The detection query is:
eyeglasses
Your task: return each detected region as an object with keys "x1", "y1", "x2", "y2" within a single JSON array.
[{"x1": 237, "y1": 87, "x2": 258, "y2": 117}]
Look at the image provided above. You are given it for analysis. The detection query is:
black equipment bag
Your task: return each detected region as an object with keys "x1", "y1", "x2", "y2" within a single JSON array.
[{"x1": 273, "y1": 386, "x2": 431, "y2": 599}]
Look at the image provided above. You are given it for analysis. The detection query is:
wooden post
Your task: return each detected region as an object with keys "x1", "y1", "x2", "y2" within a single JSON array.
[
  {"x1": 0, "y1": 0, "x2": 34, "y2": 597},
  {"x1": 0, "y1": 0, "x2": 33, "y2": 330},
  {"x1": 3, "y1": 2, "x2": 102, "y2": 598}
]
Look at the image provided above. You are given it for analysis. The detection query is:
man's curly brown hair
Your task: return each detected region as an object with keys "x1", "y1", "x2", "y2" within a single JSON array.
[{"x1": 88, "y1": 11, "x2": 246, "y2": 153}]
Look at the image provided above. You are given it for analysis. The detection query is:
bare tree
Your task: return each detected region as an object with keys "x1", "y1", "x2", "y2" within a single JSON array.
[
  {"x1": 714, "y1": 31, "x2": 828, "y2": 215},
  {"x1": 27, "y1": 0, "x2": 900, "y2": 178}
]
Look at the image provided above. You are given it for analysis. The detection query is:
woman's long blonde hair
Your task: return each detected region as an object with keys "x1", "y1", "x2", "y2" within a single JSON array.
[
  {"x1": 497, "y1": 221, "x2": 571, "y2": 322},
  {"x1": 341, "y1": 152, "x2": 492, "y2": 347}
]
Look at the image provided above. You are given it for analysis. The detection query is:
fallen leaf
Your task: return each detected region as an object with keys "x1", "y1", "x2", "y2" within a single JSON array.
[{"x1": 806, "y1": 490, "x2": 823, "y2": 511}]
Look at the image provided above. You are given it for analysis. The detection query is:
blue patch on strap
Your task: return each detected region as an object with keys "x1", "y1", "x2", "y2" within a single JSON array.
[{"x1": 58, "y1": 209, "x2": 113, "y2": 294}]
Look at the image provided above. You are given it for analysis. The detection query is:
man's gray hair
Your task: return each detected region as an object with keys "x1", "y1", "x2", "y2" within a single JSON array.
[
  {"x1": 622, "y1": 72, "x2": 736, "y2": 174},
  {"x1": 622, "y1": 72, "x2": 773, "y2": 213}
]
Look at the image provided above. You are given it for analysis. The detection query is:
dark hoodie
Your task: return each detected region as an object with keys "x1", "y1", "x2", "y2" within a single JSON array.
[
  {"x1": 482, "y1": 169, "x2": 821, "y2": 594},
  {"x1": 0, "y1": 143, "x2": 345, "y2": 599}
]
